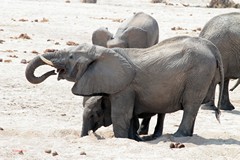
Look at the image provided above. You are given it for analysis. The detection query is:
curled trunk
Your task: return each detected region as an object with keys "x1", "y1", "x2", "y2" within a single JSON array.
[{"x1": 25, "y1": 53, "x2": 58, "y2": 84}]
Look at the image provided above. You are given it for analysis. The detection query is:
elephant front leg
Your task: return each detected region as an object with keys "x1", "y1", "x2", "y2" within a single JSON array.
[
  {"x1": 221, "y1": 79, "x2": 235, "y2": 110},
  {"x1": 110, "y1": 89, "x2": 135, "y2": 139}
]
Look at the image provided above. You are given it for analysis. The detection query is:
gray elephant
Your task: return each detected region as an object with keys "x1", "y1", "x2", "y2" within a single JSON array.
[
  {"x1": 25, "y1": 36, "x2": 223, "y2": 140},
  {"x1": 199, "y1": 12, "x2": 240, "y2": 110},
  {"x1": 92, "y1": 12, "x2": 159, "y2": 48},
  {"x1": 89, "y1": 11, "x2": 160, "y2": 138},
  {"x1": 81, "y1": 96, "x2": 163, "y2": 140}
]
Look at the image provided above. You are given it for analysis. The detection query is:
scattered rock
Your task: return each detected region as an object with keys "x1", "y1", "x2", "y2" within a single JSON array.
[
  {"x1": 65, "y1": 0, "x2": 71, "y2": 3},
  {"x1": 80, "y1": 151, "x2": 87, "y2": 155},
  {"x1": 171, "y1": 26, "x2": 186, "y2": 31},
  {"x1": 80, "y1": 0, "x2": 97, "y2": 3},
  {"x1": 18, "y1": 150, "x2": 24, "y2": 155},
  {"x1": 8, "y1": 55, "x2": 18, "y2": 58},
  {"x1": 169, "y1": 142, "x2": 185, "y2": 149},
  {"x1": 4, "y1": 59, "x2": 12, "y2": 63},
  {"x1": 44, "y1": 49, "x2": 58, "y2": 53},
  {"x1": 20, "y1": 59, "x2": 28, "y2": 64},
  {"x1": 0, "y1": 59, "x2": 3, "y2": 62},
  {"x1": 40, "y1": 18, "x2": 49, "y2": 23},
  {"x1": 18, "y1": 33, "x2": 31, "y2": 39},
  {"x1": 150, "y1": 0, "x2": 164, "y2": 3},
  {"x1": 0, "y1": 29, "x2": 4, "y2": 31},
  {"x1": 0, "y1": 127, "x2": 4, "y2": 130},
  {"x1": 66, "y1": 41, "x2": 79, "y2": 46},
  {"x1": 52, "y1": 151, "x2": 58, "y2": 156},
  {"x1": 55, "y1": 42, "x2": 60, "y2": 45},
  {"x1": 0, "y1": 40, "x2": 5, "y2": 44},
  {"x1": 31, "y1": 50, "x2": 39, "y2": 54},
  {"x1": 19, "y1": 18, "x2": 28, "y2": 22},
  {"x1": 61, "y1": 113, "x2": 66, "y2": 116},
  {"x1": 45, "y1": 149, "x2": 52, "y2": 154}
]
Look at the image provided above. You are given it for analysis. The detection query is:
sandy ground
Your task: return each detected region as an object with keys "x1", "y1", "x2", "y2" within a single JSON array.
[{"x1": 1, "y1": 0, "x2": 240, "y2": 159}]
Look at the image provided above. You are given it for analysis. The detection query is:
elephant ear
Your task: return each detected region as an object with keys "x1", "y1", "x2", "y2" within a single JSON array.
[
  {"x1": 92, "y1": 27, "x2": 113, "y2": 47},
  {"x1": 72, "y1": 46, "x2": 135, "y2": 96},
  {"x1": 125, "y1": 27, "x2": 148, "y2": 48}
]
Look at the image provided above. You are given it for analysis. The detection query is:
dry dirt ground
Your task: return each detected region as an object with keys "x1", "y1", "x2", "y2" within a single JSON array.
[{"x1": 0, "y1": 0, "x2": 240, "y2": 159}]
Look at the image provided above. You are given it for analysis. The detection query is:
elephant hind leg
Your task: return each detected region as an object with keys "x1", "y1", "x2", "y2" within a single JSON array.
[
  {"x1": 173, "y1": 107, "x2": 198, "y2": 137},
  {"x1": 220, "y1": 79, "x2": 235, "y2": 110}
]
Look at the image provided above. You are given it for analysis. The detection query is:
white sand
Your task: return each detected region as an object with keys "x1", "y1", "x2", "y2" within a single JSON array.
[{"x1": 0, "y1": 0, "x2": 240, "y2": 159}]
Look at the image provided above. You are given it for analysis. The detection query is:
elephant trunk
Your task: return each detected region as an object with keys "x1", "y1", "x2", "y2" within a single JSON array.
[
  {"x1": 25, "y1": 53, "x2": 61, "y2": 84},
  {"x1": 81, "y1": 118, "x2": 94, "y2": 137}
]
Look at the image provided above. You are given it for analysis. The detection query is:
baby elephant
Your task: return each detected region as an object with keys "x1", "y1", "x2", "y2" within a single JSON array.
[
  {"x1": 92, "y1": 12, "x2": 159, "y2": 48},
  {"x1": 81, "y1": 96, "x2": 164, "y2": 140}
]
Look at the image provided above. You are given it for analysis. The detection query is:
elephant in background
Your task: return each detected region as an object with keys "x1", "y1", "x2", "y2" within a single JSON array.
[
  {"x1": 199, "y1": 12, "x2": 240, "y2": 110},
  {"x1": 25, "y1": 36, "x2": 223, "y2": 141},
  {"x1": 92, "y1": 12, "x2": 159, "y2": 48}
]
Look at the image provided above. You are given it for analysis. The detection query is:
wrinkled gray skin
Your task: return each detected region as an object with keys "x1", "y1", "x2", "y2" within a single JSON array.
[
  {"x1": 25, "y1": 36, "x2": 223, "y2": 141},
  {"x1": 199, "y1": 12, "x2": 240, "y2": 110},
  {"x1": 89, "y1": 11, "x2": 160, "y2": 139},
  {"x1": 92, "y1": 12, "x2": 159, "y2": 48}
]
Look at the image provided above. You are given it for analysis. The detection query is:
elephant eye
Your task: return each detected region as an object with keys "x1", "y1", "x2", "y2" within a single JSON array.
[{"x1": 69, "y1": 55, "x2": 73, "y2": 59}]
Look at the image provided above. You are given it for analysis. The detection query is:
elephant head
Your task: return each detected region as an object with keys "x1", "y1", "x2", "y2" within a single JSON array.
[
  {"x1": 25, "y1": 44, "x2": 136, "y2": 96},
  {"x1": 92, "y1": 27, "x2": 113, "y2": 47},
  {"x1": 92, "y1": 27, "x2": 147, "y2": 48},
  {"x1": 81, "y1": 96, "x2": 111, "y2": 137}
]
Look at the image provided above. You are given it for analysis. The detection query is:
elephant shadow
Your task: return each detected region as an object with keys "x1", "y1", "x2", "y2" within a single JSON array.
[
  {"x1": 224, "y1": 109, "x2": 240, "y2": 115},
  {"x1": 145, "y1": 134, "x2": 240, "y2": 146}
]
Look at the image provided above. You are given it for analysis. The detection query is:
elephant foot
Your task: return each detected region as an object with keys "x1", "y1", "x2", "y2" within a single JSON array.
[
  {"x1": 201, "y1": 101, "x2": 217, "y2": 110},
  {"x1": 141, "y1": 134, "x2": 160, "y2": 141},
  {"x1": 220, "y1": 103, "x2": 235, "y2": 110},
  {"x1": 173, "y1": 130, "x2": 192, "y2": 137}
]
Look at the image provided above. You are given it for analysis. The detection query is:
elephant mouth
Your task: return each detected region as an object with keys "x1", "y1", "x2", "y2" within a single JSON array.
[{"x1": 57, "y1": 68, "x2": 66, "y2": 80}]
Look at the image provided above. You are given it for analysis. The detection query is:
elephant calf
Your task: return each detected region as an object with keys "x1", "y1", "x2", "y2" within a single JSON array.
[{"x1": 25, "y1": 36, "x2": 223, "y2": 141}]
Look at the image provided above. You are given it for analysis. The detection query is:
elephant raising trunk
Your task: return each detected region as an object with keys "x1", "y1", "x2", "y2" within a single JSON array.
[{"x1": 25, "y1": 52, "x2": 67, "y2": 84}]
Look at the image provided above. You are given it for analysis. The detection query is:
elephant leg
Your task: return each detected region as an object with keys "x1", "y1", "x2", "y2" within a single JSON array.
[
  {"x1": 174, "y1": 104, "x2": 199, "y2": 137},
  {"x1": 137, "y1": 117, "x2": 151, "y2": 135},
  {"x1": 110, "y1": 89, "x2": 135, "y2": 139},
  {"x1": 152, "y1": 113, "x2": 165, "y2": 139},
  {"x1": 220, "y1": 79, "x2": 235, "y2": 110},
  {"x1": 128, "y1": 116, "x2": 143, "y2": 141}
]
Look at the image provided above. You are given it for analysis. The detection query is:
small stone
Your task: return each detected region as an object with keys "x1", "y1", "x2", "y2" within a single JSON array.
[
  {"x1": 4, "y1": 59, "x2": 12, "y2": 63},
  {"x1": 0, "y1": 127, "x2": 4, "y2": 130},
  {"x1": 80, "y1": 151, "x2": 86, "y2": 155},
  {"x1": 52, "y1": 151, "x2": 58, "y2": 156},
  {"x1": 18, "y1": 150, "x2": 24, "y2": 155},
  {"x1": 170, "y1": 143, "x2": 175, "y2": 148},
  {"x1": 21, "y1": 59, "x2": 27, "y2": 64},
  {"x1": 0, "y1": 58, "x2": 3, "y2": 62},
  {"x1": 45, "y1": 149, "x2": 51, "y2": 154},
  {"x1": 61, "y1": 113, "x2": 66, "y2": 116},
  {"x1": 65, "y1": 0, "x2": 71, "y2": 3},
  {"x1": 55, "y1": 42, "x2": 60, "y2": 45},
  {"x1": 178, "y1": 143, "x2": 185, "y2": 148},
  {"x1": 66, "y1": 41, "x2": 79, "y2": 46},
  {"x1": 31, "y1": 50, "x2": 39, "y2": 54}
]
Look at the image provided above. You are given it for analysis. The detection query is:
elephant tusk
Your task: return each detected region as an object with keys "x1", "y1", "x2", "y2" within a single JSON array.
[{"x1": 39, "y1": 55, "x2": 54, "y2": 66}]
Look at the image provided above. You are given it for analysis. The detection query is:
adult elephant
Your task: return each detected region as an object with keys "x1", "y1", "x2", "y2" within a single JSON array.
[
  {"x1": 92, "y1": 12, "x2": 159, "y2": 48},
  {"x1": 90, "y1": 11, "x2": 160, "y2": 138},
  {"x1": 25, "y1": 36, "x2": 223, "y2": 140},
  {"x1": 199, "y1": 12, "x2": 240, "y2": 110}
]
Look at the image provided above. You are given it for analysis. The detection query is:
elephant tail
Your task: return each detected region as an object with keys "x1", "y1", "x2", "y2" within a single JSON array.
[{"x1": 215, "y1": 50, "x2": 224, "y2": 124}]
